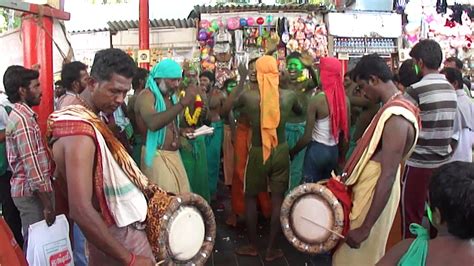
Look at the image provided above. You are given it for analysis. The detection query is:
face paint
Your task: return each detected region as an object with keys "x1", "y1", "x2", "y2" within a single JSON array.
[
  {"x1": 226, "y1": 81, "x2": 237, "y2": 93},
  {"x1": 287, "y1": 58, "x2": 304, "y2": 73}
]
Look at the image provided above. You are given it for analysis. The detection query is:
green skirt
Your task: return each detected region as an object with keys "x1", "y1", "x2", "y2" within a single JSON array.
[
  {"x1": 205, "y1": 121, "x2": 224, "y2": 197},
  {"x1": 180, "y1": 136, "x2": 210, "y2": 202},
  {"x1": 286, "y1": 122, "x2": 306, "y2": 193}
]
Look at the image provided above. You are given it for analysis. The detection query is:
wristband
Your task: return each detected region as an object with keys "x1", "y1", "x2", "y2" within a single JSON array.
[{"x1": 128, "y1": 253, "x2": 136, "y2": 266}]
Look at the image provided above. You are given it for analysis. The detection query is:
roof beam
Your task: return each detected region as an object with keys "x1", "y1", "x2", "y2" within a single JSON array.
[{"x1": 0, "y1": 0, "x2": 70, "y2": 20}]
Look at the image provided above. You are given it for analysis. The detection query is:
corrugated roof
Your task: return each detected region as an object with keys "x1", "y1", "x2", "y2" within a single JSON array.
[
  {"x1": 107, "y1": 18, "x2": 196, "y2": 32},
  {"x1": 70, "y1": 18, "x2": 196, "y2": 33},
  {"x1": 188, "y1": 4, "x2": 329, "y2": 19}
]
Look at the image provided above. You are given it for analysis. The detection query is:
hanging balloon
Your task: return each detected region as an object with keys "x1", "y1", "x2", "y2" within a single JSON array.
[
  {"x1": 247, "y1": 17, "x2": 255, "y2": 26},
  {"x1": 198, "y1": 29, "x2": 208, "y2": 41},
  {"x1": 211, "y1": 20, "x2": 219, "y2": 30},
  {"x1": 257, "y1": 17, "x2": 265, "y2": 25},
  {"x1": 227, "y1": 17, "x2": 240, "y2": 30},
  {"x1": 240, "y1": 18, "x2": 247, "y2": 27},
  {"x1": 200, "y1": 19, "x2": 210, "y2": 29},
  {"x1": 207, "y1": 26, "x2": 216, "y2": 33},
  {"x1": 266, "y1": 15, "x2": 273, "y2": 24},
  {"x1": 206, "y1": 38, "x2": 214, "y2": 46}
]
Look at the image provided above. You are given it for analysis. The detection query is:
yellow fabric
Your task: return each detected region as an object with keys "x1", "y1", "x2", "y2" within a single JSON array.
[
  {"x1": 256, "y1": 56, "x2": 280, "y2": 163},
  {"x1": 140, "y1": 147, "x2": 190, "y2": 194},
  {"x1": 333, "y1": 161, "x2": 400, "y2": 266},
  {"x1": 332, "y1": 106, "x2": 420, "y2": 266}
]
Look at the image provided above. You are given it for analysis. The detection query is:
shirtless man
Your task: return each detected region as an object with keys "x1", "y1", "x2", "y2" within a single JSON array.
[
  {"x1": 135, "y1": 59, "x2": 196, "y2": 194},
  {"x1": 332, "y1": 54, "x2": 420, "y2": 265},
  {"x1": 48, "y1": 48, "x2": 154, "y2": 265},
  {"x1": 232, "y1": 56, "x2": 301, "y2": 261},
  {"x1": 201, "y1": 71, "x2": 225, "y2": 198},
  {"x1": 281, "y1": 52, "x2": 319, "y2": 191}
]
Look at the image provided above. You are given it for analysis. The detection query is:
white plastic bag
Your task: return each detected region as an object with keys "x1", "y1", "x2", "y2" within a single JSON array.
[{"x1": 26, "y1": 214, "x2": 74, "y2": 266}]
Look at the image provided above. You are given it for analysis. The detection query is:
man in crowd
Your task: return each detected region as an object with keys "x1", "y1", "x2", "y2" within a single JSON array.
[
  {"x1": 53, "y1": 80, "x2": 65, "y2": 110},
  {"x1": 128, "y1": 67, "x2": 149, "y2": 165},
  {"x1": 0, "y1": 67, "x2": 22, "y2": 247},
  {"x1": 57, "y1": 61, "x2": 89, "y2": 109},
  {"x1": 47, "y1": 48, "x2": 154, "y2": 265},
  {"x1": 4, "y1": 65, "x2": 55, "y2": 250},
  {"x1": 402, "y1": 40, "x2": 457, "y2": 239},
  {"x1": 440, "y1": 67, "x2": 473, "y2": 163},
  {"x1": 232, "y1": 56, "x2": 300, "y2": 261},
  {"x1": 135, "y1": 59, "x2": 196, "y2": 193},
  {"x1": 281, "y1": 52, "x2": 319, "y2": 191},
  {"x1": 332, "y1": 54, "x2": 420, "y2": 265},
  {"x1": 444, "y1": 56, "x2": 471, "y2": 97}
]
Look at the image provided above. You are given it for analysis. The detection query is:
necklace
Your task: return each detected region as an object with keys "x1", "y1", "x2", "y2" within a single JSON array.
[
  {"x1": 180, "y1": 91, "x2": 203, "y2": 126},
  {"x1": 387, "y1": 91, "x2": 402, "y2": 103},
  {"x1": 76, "y1": 95, "x2": 95, "y2": 112}
]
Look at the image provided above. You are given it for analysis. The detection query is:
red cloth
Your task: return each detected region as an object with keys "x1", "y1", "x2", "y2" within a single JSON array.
[
  {"x1": 319, "y1": 57, "x2": 349, "y2": 141},
  {"x1": 327, "y1": 178, "x2": 352, "y2": 236}
]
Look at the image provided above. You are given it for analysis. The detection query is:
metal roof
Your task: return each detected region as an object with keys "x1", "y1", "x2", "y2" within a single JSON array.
[
  {"x1": 107, "y1": 18, "x2": 196, "y2": 32},
  {"x1": 187, "y1": 4, "x2": 329, "y2": 19},
  {"x1": 70, "y1": 18, "x2": 196, "y2": 33}
]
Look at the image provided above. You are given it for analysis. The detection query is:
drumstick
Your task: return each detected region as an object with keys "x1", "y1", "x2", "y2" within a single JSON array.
[
  {"x1": 156, "y1": 260, "x2": 165, "y2": 265},
  {"x1": 300, "y1": 216, "x2": 345, "y2": 239}
]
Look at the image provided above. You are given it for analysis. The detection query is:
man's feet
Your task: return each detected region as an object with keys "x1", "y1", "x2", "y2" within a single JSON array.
[
  {"x1": 265, "y1": 248, "x2": 283, "y2": 262},
  {"x1": 235, "y1": 245, "x2": 258, "y2": 257},
  {"x1": 225, "y1": 213, "x2": 237, "y2": 227}
]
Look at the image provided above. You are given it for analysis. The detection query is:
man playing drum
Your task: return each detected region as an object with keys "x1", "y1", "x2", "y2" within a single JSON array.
[
  {"x1": 332, "y1": 54, "x2": 421, "y2": 265},
  {"x1": 47, "y1": 49, "x2": 154, "y2": 265},
  {"x1": 231, "y1": 56, "x2": 301, "y2": 261}
]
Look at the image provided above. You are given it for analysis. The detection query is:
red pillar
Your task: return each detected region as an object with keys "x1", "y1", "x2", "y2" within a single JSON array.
[
  {"x1": 22, "y1": 15, "x2": 54, "y2": 135},
  {"x1": 139, "y1": 0, "x2": 150, "y2": 70}
]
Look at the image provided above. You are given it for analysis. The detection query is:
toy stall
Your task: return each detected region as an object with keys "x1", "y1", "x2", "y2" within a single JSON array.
[
  {"x1": 193, "y1": 5, "x2": 329, "y2": 88},
  {"x1": 401, "y1": 0, "x2": 474, "y2": 76},
  {"x1": 326, "y1": 11, "x2": 403, "y2": 73}
]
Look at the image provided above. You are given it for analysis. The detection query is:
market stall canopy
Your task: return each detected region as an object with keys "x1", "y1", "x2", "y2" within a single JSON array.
[
  {"x1": 70, "y1": 18, "x2": 196, "y2": 33},
  {"x1": 188, "y1": 4, "x2": 329, "y2": 19}
]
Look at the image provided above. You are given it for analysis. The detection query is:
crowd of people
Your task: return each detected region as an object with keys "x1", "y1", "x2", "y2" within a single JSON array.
[{"x1": 0, "y1": 38, "x2": 473, "y2": 265}]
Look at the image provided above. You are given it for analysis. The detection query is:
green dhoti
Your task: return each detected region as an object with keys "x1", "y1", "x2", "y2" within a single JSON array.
[
  {"x1": 180, "y1": 136, "x2": 210, "y2": 202},
  {"x1": 205, "y1": 121, "x2": 224, "y2": 197},
  {"x1": 132, "y1": 135, "x2": 143, "y2": 167},
  {"x1": 285, "y1": 122, "x2": 306, "y2": 193}
]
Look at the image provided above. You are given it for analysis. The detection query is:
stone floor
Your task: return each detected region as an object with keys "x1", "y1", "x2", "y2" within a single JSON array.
[{"x1": 204, "y1": 184, "x2": 332, "y2": 266}]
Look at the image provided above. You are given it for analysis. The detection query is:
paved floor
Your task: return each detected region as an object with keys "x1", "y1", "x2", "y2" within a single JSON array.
[{"x1": 205, "y1": 184, "x2": 332, "y2": 266}]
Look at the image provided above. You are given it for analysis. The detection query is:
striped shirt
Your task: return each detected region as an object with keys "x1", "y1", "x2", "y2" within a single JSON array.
[
  {"x1": 404, "y1": 73, "x2": 457, "y2": 168},
  {"x1": 6, "y1": 103, "x2": 53, "y2": 197}
]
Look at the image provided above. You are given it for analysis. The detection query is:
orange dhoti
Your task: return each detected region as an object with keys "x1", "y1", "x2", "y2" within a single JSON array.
[{"x1": 231, "y1": 122, "x2": 272, "y2": 217}]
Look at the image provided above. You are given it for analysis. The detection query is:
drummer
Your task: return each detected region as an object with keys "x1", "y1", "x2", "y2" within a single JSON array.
[
  {"x1": 47, "y1": 49, "x2": 155, "y2": 265},
  {"x1": 230, "y1": 56, "x2": 301, "y2": 261},
  {"x1": 332, "y1": 54, "x2": 421, "y2": 265}
]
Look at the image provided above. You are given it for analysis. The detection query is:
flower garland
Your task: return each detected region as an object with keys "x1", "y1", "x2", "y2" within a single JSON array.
[{"x1": 180, "y1": 91, "x2": 204, "y2": 126}]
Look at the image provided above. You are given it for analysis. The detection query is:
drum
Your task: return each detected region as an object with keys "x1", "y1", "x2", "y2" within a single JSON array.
[
  {"x1": 146, "y1": 189, "x2": 216, "y2": 265},
  {"x1": 280, "y1": 183, "x2": 344, "y2": 254}
]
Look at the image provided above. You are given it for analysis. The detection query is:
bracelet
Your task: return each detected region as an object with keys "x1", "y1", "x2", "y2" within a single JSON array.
[{"x1": 128, "y1": 253, "x2": 136, "y2": 266}]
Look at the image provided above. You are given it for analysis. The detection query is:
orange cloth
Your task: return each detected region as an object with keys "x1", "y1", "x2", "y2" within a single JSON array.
[
  {"x1": 223, "y1": 124, "x2": 234, "y2": 186},
  {"x1": 0, "y1": 218, "x2": 27, "y2": 266},
  {"x1": 256, "y1": 56, "x2": 280, "y2": 163},
  {"x1": 231, "y1": 122, "x2": 271, "y2": 217}
]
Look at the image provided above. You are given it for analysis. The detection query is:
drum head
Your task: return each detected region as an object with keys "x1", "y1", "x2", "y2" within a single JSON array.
[
  {"x1": 280, "y1": 183, "x2": 344, "y2": 254},
  {"x1": 290, "y1": 194, "x2": 333, "y2": 244},
  {"x1": 168, "y1": 206, "x2": 205, "y2": 261},
  {"x1": 147, "y1": 192, "x2": 216, "y2": 265}
]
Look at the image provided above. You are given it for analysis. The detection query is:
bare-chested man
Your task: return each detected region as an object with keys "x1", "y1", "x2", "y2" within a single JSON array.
[
  {"x1": 332, "y1": 54, "x2": 420, "y2": 265},
  {"x1": 201, "y1": 71, "x2": 225, "y2": 199},
  {"x1": 231, "y1": 56, "x2": 301, "y2": 261},
  {"x1": 134, "y1": 59, "x2": 196, "y2": 194},
  {"x1": 281, "y1": 52, "x2": 319, "y2": 191},
  {"x1": 47, "y1": 48, "x2": 154, "y2": 265}
]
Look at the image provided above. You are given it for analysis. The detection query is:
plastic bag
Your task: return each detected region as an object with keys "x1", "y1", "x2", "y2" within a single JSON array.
[{"x1": 26, "y1": 214, "x2": 74, "y2": 266}]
